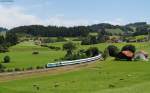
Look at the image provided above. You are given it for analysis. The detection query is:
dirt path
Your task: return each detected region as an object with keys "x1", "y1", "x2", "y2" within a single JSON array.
[{"x1": 0, "y1": 61, "x2": 100, "y2": 82}]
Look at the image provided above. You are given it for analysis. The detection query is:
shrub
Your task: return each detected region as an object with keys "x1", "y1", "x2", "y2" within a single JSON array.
[
  {"x1": 63, "y1": 42, "x2": 76, "y2": 56},
  {"x1": 0, "y1": 64, "x2": 5, "y2": 73},
  {"x1": 81, "y1": 35, "x2": 98, "y2": 45},
  {"x1": 102, "y1": 48, "x2": 109, "y2": 60},
  {"x1": 6, "y1": 69, "x2": 14, "y2": 72},
  {"x1": 14, "y1": 68, "x2": 21, "y2": 71},
  {"x1": 56, "y1": 37, "x2": 67, "y2": 42},
  {"x1": 0, "y1": 45, "x2": 9, "y2": 53},
  {"x1": 107, "y1": 45, "x2": 120, "y2": 57},
  {"x1": 85, "y1": 47, "x2": 100, "y2": 57},
  {"x1": 3, "y1": 56, "x2": 10, "y2": 63},
  {"x1": 121, "y1": 45, "x2": 136, "y2": 53},
  {"x1": 26, "y1": 67, "x2": 33, "y2": 70},
  {"x1": 48, "y1": 46, "x2": 61, "y2": 50},
  {"x1": 32, "y1": 51, "x2": 39, "y2": 55},
  {"x1": 36, "y1": 66, "x2": 44, "y2": 69}
]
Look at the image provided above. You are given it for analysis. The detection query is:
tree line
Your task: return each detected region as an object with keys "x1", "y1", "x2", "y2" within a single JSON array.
[
  {"x1": 0, "y1": 33, "x2": 18, "y2": 53},
  {"x1": 4, "y1": 22, "x2": 150, "y2": 38},
  {"x1": 9, "y1": 25, "x2": 91, "y2": 37}
]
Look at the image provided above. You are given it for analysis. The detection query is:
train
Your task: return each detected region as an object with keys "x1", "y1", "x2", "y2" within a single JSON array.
[{"x1": 46, "y1": 54, "x2": 102, "y2": 68}]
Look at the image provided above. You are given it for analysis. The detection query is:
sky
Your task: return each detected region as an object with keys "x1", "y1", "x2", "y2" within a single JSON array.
[{"x1": 0, "y1": 0, "x2": 150, "y2": 28}]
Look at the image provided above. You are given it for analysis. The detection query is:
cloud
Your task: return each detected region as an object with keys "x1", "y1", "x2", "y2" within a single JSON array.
[
  {"x1": 0, "y1": 5, "x2": 129, "y2": 29},
  {"x1": 103, "y1": 18, "x2": 126, "y2": 25},
  {"x1": 0, "y1": 5, "x2": 92, "y2": 29}
]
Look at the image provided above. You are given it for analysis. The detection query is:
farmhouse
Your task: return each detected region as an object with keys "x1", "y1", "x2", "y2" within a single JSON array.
[
  {"x1": 117, "y1": 50, "x2": 134, "y2": 61},
  {"x1": 133, "y1": 51, "x2": 149, "y2": 61}
]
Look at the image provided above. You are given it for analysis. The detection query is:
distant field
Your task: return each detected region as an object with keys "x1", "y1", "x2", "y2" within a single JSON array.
[
  {"x1": 0, "y1": 41, "x2": 65, "y2": 69},
  {"x1": 106, "y1": 28, "x2": 123, "y2": 34},
  {"x1": 48, "y1": 41, "x2": 150, "y2": 53}
]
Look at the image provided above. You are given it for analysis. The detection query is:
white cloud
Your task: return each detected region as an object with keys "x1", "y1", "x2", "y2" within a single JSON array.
[
  {"x1": 0, "y1": 5, "x2": 91, "y2": 29},
  {"x1": 0, "y1": 5, "x2": 129, "y2": 29},
  {"x1": 103, "y1": 18, "x2": 126, "y2": 25}
]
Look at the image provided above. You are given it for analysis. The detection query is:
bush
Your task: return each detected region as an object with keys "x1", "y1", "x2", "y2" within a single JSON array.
[
  {"x1": 102, "y1": 48, "x2": 109, "y2": 60},
  {"x1": 107, "y1": 45, "x2": 120, "y2": 57},
  {"x1": 0, "y1": 45, "x2": 9, "y2": 53},
  {"x1": 0, "y1": 64, "x2": 5, "y2": 73},
  {"x1": 32, "y1": 51, "x2": 39, "y2": 55},
  {"x1": 63, "y1": 42, "x2": 76, "y2": 56},
  {"x1": 14, "y1": 68, "x2": 21, "y2": 71},
  {"x1": 3, "y1": 56, "x2": 10, "y2": 63},
  {"x1": 6, "y1": 69, "x2": 14, "y2": 72},
  {"x1": 26, "y1": 67, "x2": 33, "y2": 70},
  {"x1": 48, "y1": 46, "x2": 61, "y2": 50},
  {"x1": 81, "y1": 35, "x2": 98, "y2": 45},
  {"x1": 121, "y1": 45, "x2": 136, "y2": 53},
  {"x1": 85, "y1": 47, "x2": 100, "y2": 57},
  {"x1": 56, "y1": 37, "x2": 67, "y2": 42},
  {"x1": 36, "y1": 66, "x2": 44, "y2": 69}
]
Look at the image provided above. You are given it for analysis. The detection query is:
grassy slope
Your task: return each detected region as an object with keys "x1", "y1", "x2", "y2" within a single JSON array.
[
  {"x1": 0, "y1": 42, "x2": 150, "y2": 93},
  {"x1": 0, "y1": 41, "x2": 65, "y2": 69},
  {"x1": 49, "y1": 42, "x2": 150, "y2": 53},
  {"x1": 106, "y1": 28, "x2": 123, "y2": 34},
  {"x1": 2, "y1": 40, "x2": 149, "y2": 69},
  {"x1": 0, "y1": 61, "x2": 150, "y2": 93}
]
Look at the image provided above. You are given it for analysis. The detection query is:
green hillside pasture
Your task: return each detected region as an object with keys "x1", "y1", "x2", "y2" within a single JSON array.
[
  {"x1": 0, "y1": 41, "x2": 65, "y2": 69},
  {"x1": 106, "y1": 28, "x2": 123, "y2": 34},
  {"x1": 48, "y1": 42, "x2": 150, "y2": 53},
  {"x1": 47, "y1": 41, "x2": 81, "y2": 49},
  {"x1": 1, "y1": 41, "x2": 149, "y2": 70},
  {"x1": 0, "y1": 62, "x2": 150, "y2": 93}
]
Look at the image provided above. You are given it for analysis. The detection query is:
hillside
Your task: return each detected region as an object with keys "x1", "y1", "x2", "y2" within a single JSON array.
[
  {"x1": 8, "y1": 22, "x2": 149, "y2": 37},
  {"x1": 1, "y1": 61, "x2": 150, "y2": 93},
  {"x1": 0, "y1": 27, "x2": 7, "y2": 32}
]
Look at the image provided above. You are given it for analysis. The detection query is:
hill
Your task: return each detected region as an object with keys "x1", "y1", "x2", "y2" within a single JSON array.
[
  {"x1": 0, "y1": 61, "x2": 150, "y2": 93},
  {"x1": 0, "y1": 27, "x2": 7, "y2": 32}
]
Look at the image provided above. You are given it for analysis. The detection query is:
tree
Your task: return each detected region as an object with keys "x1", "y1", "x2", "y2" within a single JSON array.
[
  {"x1": 121, "y1": 45, "x2": 136, "y2": 53},
  {"x1": 102, "y1": 48, "x2": 109, "y2": 60},
  {"x1": 97, "y1": 28, "x2": 108, "y2": 43},
  {"x1": 0, "y1": 45, "x2": 8, "y2": 53},
  {"x1": 107, "y1": 45, "x2": 120, "y2": 57},
  {"x1": 0, "y1": 64, "x2": 5, "y2": 72},
  {"x1": 63, "y1": 42, "x2": 76, "y2": 56},
  {"x1": 148, "y1": 30, "x2": 150, "y2": 41},
  {"x1": 5, "y1": 33, "x2": 18, "y2": 46},
  {"x1": 3, "y1": 56, "x2": 10, "y2": 63},
  {"x1": 56, "y1": 37, "x2": 67, "y2": 42},
  {"x1": 0, "y1": 35, "x2": 5, "y2": 44},
  {"x1": 9, "y1": 25, "x2": 90, "y2": 37},
  {"x1": 85, "y1": 47, "x2": 100, "y2": 57},
  {"x1": 81, "y1": 35, "x2": 98, "y2": 45}
]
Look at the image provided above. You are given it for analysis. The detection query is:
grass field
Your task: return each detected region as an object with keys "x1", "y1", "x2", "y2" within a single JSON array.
[
  {"x1": 1, "y1": 40, "x2": 150, "y2": 69},
  {"x1": 48, "y1": 41, "x2": 150, "y2": 54},
  {"x1": 0, "y1": 41, "x2": 65, "y2": 69},
  {"x1": 0, "y1": 61, "x2": 150, "y2": 93},
  {"x1": 106, "y1": 28, "x2": 123, "y2": 34},
  {"x1": 0, "y1": 41, "x2": 150, "y2": 93}
]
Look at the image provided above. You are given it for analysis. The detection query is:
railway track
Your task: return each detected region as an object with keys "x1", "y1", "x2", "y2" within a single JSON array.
[{"x1": 0, "y1": 54, "x2": 102, "y2": 81}]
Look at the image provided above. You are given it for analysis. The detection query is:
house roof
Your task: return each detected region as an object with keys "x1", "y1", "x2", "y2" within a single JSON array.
[{"x1": 122, "y1": 51, "x2": 134, "y2": 58}]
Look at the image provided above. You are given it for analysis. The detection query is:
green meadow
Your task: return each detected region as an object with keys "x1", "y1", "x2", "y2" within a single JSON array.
[
  {"x1": 0, "y1": 41, "x2": 65, "y2": 69},
  {"x1": 0, "y1": 61, "x2": 150, "y2": 93},
  {"x1": 0, "y1": 41, "x2": 150, "y2": 93},
  {"x1": 1, "y1": 41, "x2": 150, "y2": 69}
]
